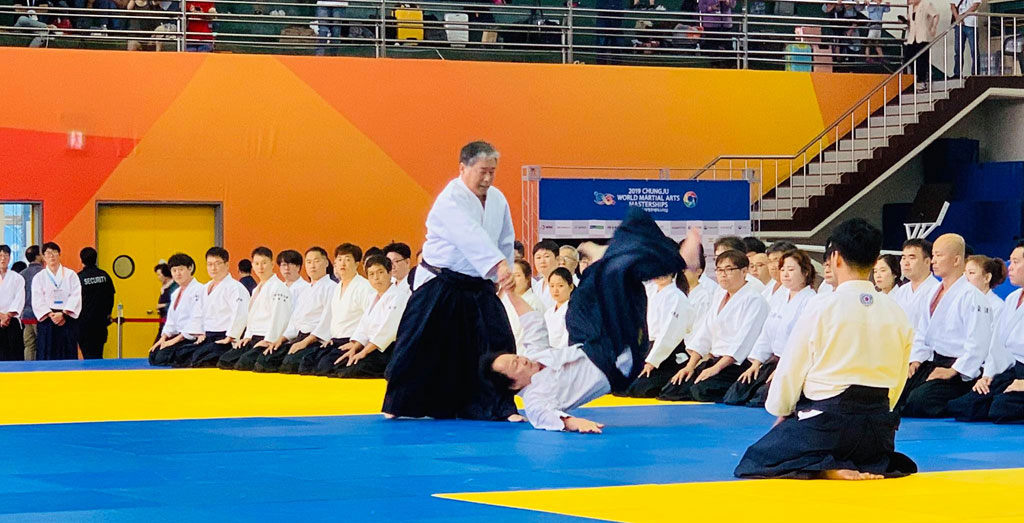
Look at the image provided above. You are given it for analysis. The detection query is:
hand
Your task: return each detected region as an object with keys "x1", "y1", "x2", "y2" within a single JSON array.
[
  {"x1": 695, "y1": 365, "x2": 721, "y2": 384},
  {"x1": 195, "y1": 334, "x2": 207, "y2": 344},
  {"x1": 215, "y1": 337, "x2": 233, "y2": 345},
  {"x1": 254, "y1": 340, "x2": 271, "y2": 349},
  {"x1": 670, "y1": 365, "x2": 696, "y2": 385},
  {"x1": 563, "y1": 416, "x2": 604, "y2": 434},
  {"x1": 972, "y1": 376, "x2": 992, "y2": 395},
  {"x1": 52, "y1": 312, "x2": 66, "y2": 326},
  {"x1": 240, "y1": 337, "x2": 252, "y2": 347},
  {"x1": 496, "y1": 260, "x2": 513, "y2": 293},
  {"x1": 1004, "y1": 379, "x2": 1024, "y2": 393},
  {"x1": 149, "y1": 340, "x2": 162, "y2": 353},
  {"x1": 288, "y1": 339, "x2": 308, "y2": 354},
  {"x1": 737, "y1": 362, "x2": 761, "y2": 384},
  {"x1": 346, "y1": 348, "x2": 370, "y2": 366},
  {"x1": 679, "y1": 227, "x2": 703, "y2": 270},
  {"x1": 908, "y1": 361, "x2": 921, "y2": 378},
  {"x1": 639, "y1": 363, "x2": 655, "y2": 378},
  {"x1": 926, "y1": 367, "x2": 959, "y2": 381},
  {"x1": 765, "y1": 370, "x2": 776, "y2": 384}
]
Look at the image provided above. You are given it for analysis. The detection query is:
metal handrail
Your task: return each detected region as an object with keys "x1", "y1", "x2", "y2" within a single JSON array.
[{"x1": 692, "y1": 12, "x2": 1024, "y2": 179}]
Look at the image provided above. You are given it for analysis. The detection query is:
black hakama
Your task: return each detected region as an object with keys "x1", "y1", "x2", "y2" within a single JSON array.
[
  {"x1": 734, "y1": 385, "x2": 918, "y2": 479},
  {"x1": 621, "y1": 341, "x2": 687, "y2": 398},
  {"x1": 900, "y1": 355, "x2": 975, "y2": 418},
  {"x1": 253, "y1": 332, "x2": 308, "y2": 373},
  {"x1": 331, "y1": 343, "x2": 393, "y2": 379},
  {"x1": 170, "y1": 332, "x2": 227, "y2": 368},
  {"x1": 217, "y1": 336, "x2": 264, "y2": 370},
  {"x1": 723, "y1": 357, "x2": 779, "y2": 407},
  {"x1": 948, "y1": 361, "x2": 1024, "y2": 423},
  {"x1": 0, "y1": 319, "x2": 25, "y2": 361},
  {"x1": 382, "y1": 268, "x2": 518, "y2": 420},
  {"x1": 36, "y1": 317, "x2": 79, "y2": 360},
  {"x1": 148, "y1": 338, "x2": 189, "y2": 367},
  {"x1": 313, "y1": 338, "x2": 349, "y2": 376},
  {"x1": 658, "y1": 356, "x2": 751, "y2": 402}
]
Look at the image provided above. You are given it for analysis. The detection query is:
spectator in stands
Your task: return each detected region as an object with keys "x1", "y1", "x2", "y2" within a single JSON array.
[
  {"x1": 19, "y1": 245, "x2": 43, "y2": 361},
  {"x1": 965, "y1": 255, "x2": 1008, "y2": 318},
  {"x1": 185, "y1": 0, "x2": 216, "y2": 52},
  {"x1": 822, "y1": 0, "x2": 864, "y2": 64},
  {"x1": 905, "y1": 0, "x2": 939, "y2": 90},
  {"x1": 698, "y1": 0, "x2": 737, "y2": 62},
  {"x1": 12, "y1": 12, "x2": 57, "y2": 48},
  {"x1": 127, "y1": 0, "x2": 164, "y2": 51},
  {"x1": 864, "y1": 0, "x2": 890, "y2": 63},
  {"x1": 314, "y1": 0, "x2": 345, "y2": 56},
  {"x1": 238, "y1": 258, "x2": 257, "y2": 294},
  {"x1": 873, "y1": 253, "x2": 901, "y2": 294},
  {"x1": 950, "y1": 0, "x2": 981, "y2": 78},
  {"x1": 77, "y1": 247, "x2": 115, "y2": 360},
  {"x1": 595, "y1": 0, "x2": 625, "y2": 51}
]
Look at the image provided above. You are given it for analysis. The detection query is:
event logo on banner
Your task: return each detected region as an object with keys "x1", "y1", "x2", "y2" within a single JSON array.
[{"x1": 538, "y1": 178, "x2": 750, "y2": 241}]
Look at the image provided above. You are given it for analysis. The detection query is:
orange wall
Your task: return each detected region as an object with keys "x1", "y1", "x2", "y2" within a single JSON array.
[{"x1": 0, "y1": 48, "x2": 888, "y2": 266}]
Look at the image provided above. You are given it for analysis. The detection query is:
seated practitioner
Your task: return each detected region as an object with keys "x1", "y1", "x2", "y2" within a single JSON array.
[
  {"x1": 170, "y1": 247, "x2": 248, "y2": 367},
  {"x1": 683, "y1": 242, "x2": 714, "y2": 332},
  {"x1": 277, "y1": 249, "x2": 310, "y2": 301},
  {"x1": 724, "y1": 249, "x2": 816, "y2": 407},
  {"x1": 659, "y1": 250, "x2": 769, "y2": 402},
  {"x1": 901, "y1": 234, "x2": 993, "y2": 418},
  {"x1": 947, "y1": 242, "x2": 1024, "y2": 422},
  {"x1": 715, "y1": 236, "x2": 765, "y2": 294},
  {"x1": 749, "y1": 253, "x2": 773, "y2": 289},
  {"x1": 531, "y1": 240, "x2": 560, "y2": 310},
  {"x1": 219, "y1": 247, "x2": 294, "y2": 370},
  {"x1": 559, "y1": 245, "x2": 581, "y2": 285},
  {"x1": 484, "y1": 208, "x2": 698, "y2": 432},
  {"x1": 330, "y1": 255, "x2": 412, "y2": 378},
  {"x1": 762, "y1": 241, "x2": 797, "y2": 300},
  {"x1": 279, "y1": 243, "x2": 374, "y2": 375},
  {"x1": 873, "y1": 254, "x2": 901, "y2": 294},
  {"x1": 890, "y1": 238, "x2": 940, "y2": 323},
  {"x1": 817, "y1": 253, "x2": 837, "y2": 294},
  {"x1": 965, "y1": 254, "x2": 1007, "y2": 321},
  {"x1": 0, "y1": 245, "x2": 26, "y2": 361},
  {"x1": 501, "y1": 259, "x2": 545, "y2": 353},
  {"x1": 253, "y1": 247, "x2": 336, "y2": 373},
  {"x1": 623, "y1": 270, "x2": 693, "y2": 397},
  {"x1": 149, "y1": 253, "x2": 204, "y2": 366},
  {"x1": 544, "y1": 267, "x2": 575, "y2": 349},
  {"x1": 735, "y1": 218, "x2": 917, "y2": 480},
  {"x1": 382, "y1": 242, "x2": 414, "y2": 289}
]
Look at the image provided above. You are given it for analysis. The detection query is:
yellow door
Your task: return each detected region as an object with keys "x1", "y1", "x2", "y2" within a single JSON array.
[{"x1": 97, "y1": 205, "x2": 217, "y2": 359}]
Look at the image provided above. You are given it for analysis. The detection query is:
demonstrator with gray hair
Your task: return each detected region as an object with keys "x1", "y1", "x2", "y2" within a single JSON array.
[{"x1": 382, "y1": 141, "x2": 521, "y2": 421}]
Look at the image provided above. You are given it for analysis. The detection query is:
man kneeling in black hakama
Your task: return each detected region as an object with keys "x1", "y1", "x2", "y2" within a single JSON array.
[{"x1": 735, "y1": 219, "x2": 918, "y2": 480}]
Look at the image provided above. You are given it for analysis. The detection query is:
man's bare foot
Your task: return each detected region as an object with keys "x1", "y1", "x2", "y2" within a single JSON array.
[
  {"x1": 383, "y1": 413, "x2": 396, "y2": 419},
  {"x1": 507, "y1": 414, "x2": 525, "y2": 423},
  {"x1": 823, "y1": 469, "x2": 884, "y2": 481}
]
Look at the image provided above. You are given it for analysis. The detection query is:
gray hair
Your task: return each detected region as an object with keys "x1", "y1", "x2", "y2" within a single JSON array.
[
  {"x1": 460, "y1": 141, "x2": 500, "y2": 166},
  {"x1": 559, "y1": 245, "x2": 579, "y2": 261}
]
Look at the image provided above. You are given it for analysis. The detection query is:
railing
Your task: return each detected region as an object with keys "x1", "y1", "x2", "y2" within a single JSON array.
[
  {"x1": 0, "y1": 0, "x2": 911, "y2": 70},
  {"x1": 691, "y1": 12, "x2": 1024, "y2": 220}
]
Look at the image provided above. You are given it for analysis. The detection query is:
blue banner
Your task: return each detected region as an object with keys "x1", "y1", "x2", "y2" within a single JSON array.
[{"x1": 539, "y1": 179, "x2": 750, "y2": 221}]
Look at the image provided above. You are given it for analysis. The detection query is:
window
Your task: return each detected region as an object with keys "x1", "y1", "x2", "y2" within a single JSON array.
[{"x1": 1, "y1": 203, "x2": 42, "y2": 264}]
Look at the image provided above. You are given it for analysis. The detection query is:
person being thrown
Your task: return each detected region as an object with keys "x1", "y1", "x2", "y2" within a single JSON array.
[{"x1": 483, "y1": 208, "x2": 701, "y2": 432}]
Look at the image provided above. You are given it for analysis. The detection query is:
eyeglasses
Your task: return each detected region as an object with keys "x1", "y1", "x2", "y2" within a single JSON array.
[
  {"x1": 751, "y1": 263, "x2": 768, "y2": 270},
  {"x1": 715, "y1": 266, "x2": 741, "y2": 275}
]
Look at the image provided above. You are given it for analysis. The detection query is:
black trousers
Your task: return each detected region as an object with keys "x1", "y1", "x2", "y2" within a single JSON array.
[
  {"x1": 332, "y1": 342, "x2": 393, "y2": 379},
  {"x1": 77, "y1": 319, "x2": 109, "y2": 360},
  {"x1": 313, "y1": 338, "x2": 350, "y2": 376},
  {"x1": 735, "y1": 386, "x2": 917, "y2": 479},
  {"x1": 658, "y1": 356, "x2": 750, "y2": 402},
  {"x1": 948, "y1": 361, "x2": 1024, "y2": 423},
  {"x1": 0, "y1": 319, "x2": 25, "y2": 361},
  {"x1": 723, "y1": 357, "x2": 779, "y2": 407},
  {"x1": 280, "y1": 341, "x2": 335, "y2": 375},
  {"x1": 253, "y1": 333, "x2": 308, "y2": 373},
  {"x1": 170, "y1": 332, "x2": 227, "y2": 368},
  {"x1": 621, "y1": 341, "x2": 687, "y2": 398},
  {"x1": 149, "y1": 338, "x2": 189, "y2": 366},
  {"x1": 901, "y1": 356, "x2": 975, "y2": 418},
  {"x1": 37, "y1": 316, "x2": 79, "y2": 360},
  {"x1": 217, "y1": 336, "x2": 264, "y2": 370}
]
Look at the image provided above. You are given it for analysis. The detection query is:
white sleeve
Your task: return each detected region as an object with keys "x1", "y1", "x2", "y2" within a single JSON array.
[
  {"x1": 982, "y1": 306, "x2": 1015, "y2": 378},
  {"x1": 519, "y1": 311, "x2": 555, "y2": 360},
  {"x1": 688, "y1": 304, "x2": 714, "y2": 359},
  {"x1": 909, "y1": 308, "x2": 932, "y2": 364},
  {"x1": 161, "y1": 289, "x2": 181, "y2": 337},
  {"x1": 498, "y1": 200, "x2": 516, "y2": 268},
  {"x1": 282, "y1": 312, "x2": 301, "y2": 342},
  {"x1": 5, "y1": 275, "x2": 25, "y2": 316},
  {"x1": 748, "y1": 314, "x2": 774, "y2": 364},
  {"x1": 350, "y1": 305, "x2": 375, "y2": 347},
  {"x1": 370, "y1": 291, "x2": 410, "y2": 350},
  {"x1": 64, "y1": 272, "x2": 83, "y2": 318},
  {"x1": 646, "y1": 293, "x2": 691, "y2": 368},
  {"x1": 226, "y1": 285, "x2": 248, "y2": 340},
  {"x1": 265, "y1": 285, "x2": 293, "y2": 342},
  {"x1": 428, "y1": 192, "x2": 507, "y2": 279},
  {"x1": 311, "y1": 300, "x2": 333, "y2": 342},
  {"x1": 521, "y1": 378, "x2": 570, "y2": 432},
  {"x1": 722, "y1": 297, "x2": 770, "y2": 362},
  {"x1": 765, "y1": 312, "x2": 818, "y2": 417},
  {"x1": 30, "y1": 273, "x2": 47, "y2": 321},
  {"x1": 952, "y1": 293, "x2": 993, "y2": 379},
  {"x1": 186, "y1": 289, "x2": 205, "y2": 335}
]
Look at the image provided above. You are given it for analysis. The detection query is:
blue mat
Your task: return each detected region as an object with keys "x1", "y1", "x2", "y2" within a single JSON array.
[{"x1": 0, "y1": 359, "x2": 155, "y2": 373}]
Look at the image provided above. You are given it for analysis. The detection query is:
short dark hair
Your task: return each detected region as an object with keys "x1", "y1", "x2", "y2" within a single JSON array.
[
  {"x1": 79, "y1": 247, "x2": 98, "y2": 267},
  {"x1": 154, "y1": 262, "x2": 172, "y2": 278},
  {"x1": 238, "y1": 259, "x2": 251, "y2": 273},
  {"x1": 277, "y1": 249, "x2": 303, "y2": 266},
  {"x1": 513, "y1": 241, "x2": 525, "y2": 257},
  {"x1": 902, "y1": 238, "x2": 933, "y2": 259},
  {"x1": 364, "y1": 254, "x2": 392, "y2": 274},
  {"x1": 382, "y1": 242, "x2": 412, "y2": 260},
  {"x1": 251, "y1": 246, "x2": 273, "y2": 260},
  {"x1": 513, "y1": 259, "x2": 533, "y2": 279},
  {"x1": 548, "y1": 267, "x2": 575, "y2": 287},
  {"x1": 206, "y1": 246, "x2": 229, "y2": 263},
  {"x1": 11, "y1": 261, "x2": 26, "y2": 272},
  {"x1": 781, "y1": 250, "x2": 817, "y2": 288},
  {"x1": 460, "y1": 141, "x2": 499, "y2": 166},
  {"x1": 334, "y1": 243, "x2": 363, "y2": 262},
  {"x1": 827, "y1": 218, "x2": 882, "y2": 271},
  {"x1": 767, "y1": 241, "x2": 798, "y2": 255},
  {"x1": 714, "y1": 236, "x2": 746, "y2": 254},
  {"x1": 305, "y1": 246, "x2": 329, "y2": 260},
  {"x1": 167, "y1": 253, "x2": 195, "y2": 271},
  {"x1": 716, "y1": 249, "x2": 749, "y2": 270},
  {"x1": 365, "y1": 247, "x2": 384, "y2": 261},
  {"x1": 743, "y1": 236, "x2": 767, "y2": 254},
  {"x1": 0, "y1": 245, "x2": 10, "y2": 256},
  {"x1": 480, "y1": 352, "x2": 517, "y2": 391},
  {"x1": 25, "y1": 245, "x2": 40, "y2": 262},
  {"x1": 42, "y1": 242, "x2": 61, "y2": 255},
  {"x1": 532, "y1": 240, "x2": 559, "y2": 257}
]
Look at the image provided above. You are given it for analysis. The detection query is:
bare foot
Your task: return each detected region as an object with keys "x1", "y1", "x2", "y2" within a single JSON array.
[
  {"x1": 382, "y1": 413, "x2": 396, "y2": 419},
  {"x1": 507, "y1": 414, "x2": 525, "y2": 423},
  {"x1": 823, "y1": 469, "x2": 884, "y2": 481}
]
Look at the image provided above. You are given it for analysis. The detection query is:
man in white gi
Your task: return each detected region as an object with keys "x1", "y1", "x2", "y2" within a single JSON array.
[
  {"x1": 219, "y1": 247, "x2": 295, "y2": 370},
  {"x1": 171, "y1": 247, "x2": 248, "y2": 367},
  {"x1": 0, "y1": 245, "x2": 26, "y2": 361},
  {"x1": 891, "y1": 238, "x2": 940, "y2": 325},
  {"x1": 149, "y1": 253, "x2": 204, "y2": 366},
  {"x1": 901, "y1": 233, "x2": 992, "y2": 417},
  {"x1": 31, "y1": 242, "x2": 83, "y2": 360},
  {"x1": 736, "y1": 218, "x2": 917, "y2": 480}
]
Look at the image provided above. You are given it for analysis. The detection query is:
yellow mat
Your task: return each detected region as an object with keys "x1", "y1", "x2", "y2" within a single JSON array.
[
  {"x1": 0, "y1": 369, "x2": 693, "y2": 425},
  {"x1": 437, "y1": 468, "x2": 1024, "y2": 523}
]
